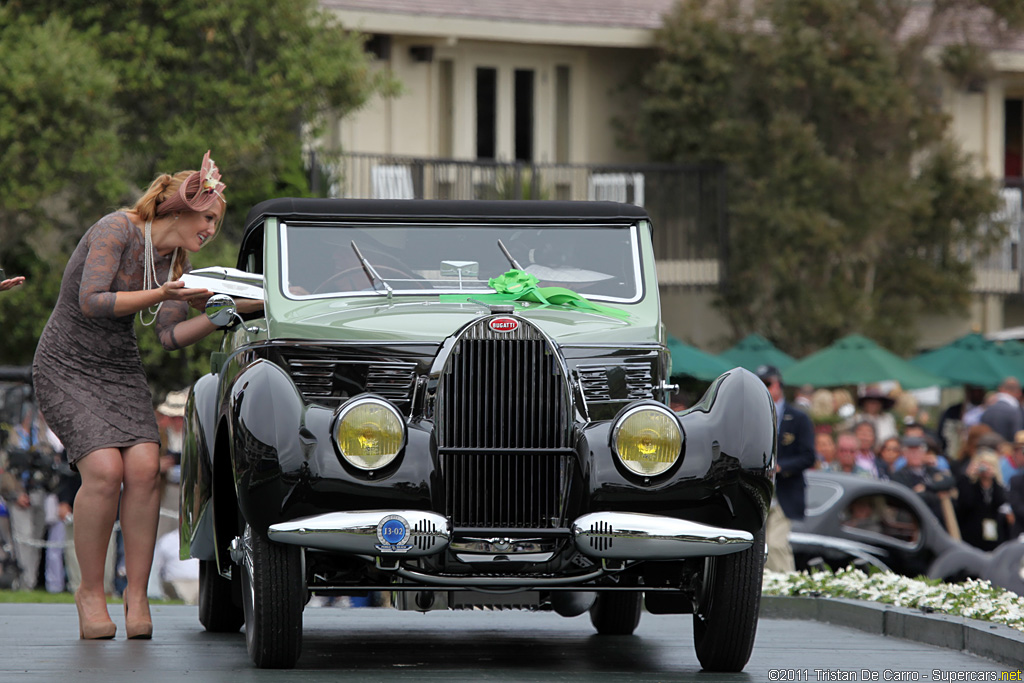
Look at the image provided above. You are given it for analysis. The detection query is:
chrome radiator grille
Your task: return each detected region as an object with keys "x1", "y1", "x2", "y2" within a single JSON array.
[
  {"x1": 442, "y1": 453, "x2": 572, "y2": 529},
  {"x1": 437, "y1": 317, "x2": 573, "y2": 528}
]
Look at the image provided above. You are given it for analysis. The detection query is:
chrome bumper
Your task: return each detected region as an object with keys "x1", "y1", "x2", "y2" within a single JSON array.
[
  {"x1": 571, "y1": 512, "x2": 753, "y2": 560},
  {"x1": 267, "y1": 509, "x2": 752, "y2": 561},
  {"x1": 267, "y1": 510, "x2": 451, "y2": 557}
]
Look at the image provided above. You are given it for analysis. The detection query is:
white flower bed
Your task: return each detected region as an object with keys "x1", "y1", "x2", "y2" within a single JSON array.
[{"x1": 763, "y1": 568, "x2": 1024, "y2": 633}]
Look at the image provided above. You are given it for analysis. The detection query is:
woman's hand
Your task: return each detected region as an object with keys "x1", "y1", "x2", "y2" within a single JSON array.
[
  {"x1": 0, "y1": 276, "x2": 25, "y2": 291},
  {"x1": 187, "y1": 292, "x2": 214, "y2": 312},
  {"x1": 160, "y1": 280, "x2": 211, "y2": 302}
]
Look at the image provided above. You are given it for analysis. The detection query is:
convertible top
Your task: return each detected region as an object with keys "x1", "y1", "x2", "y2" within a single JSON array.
[{"x1": 241, "y1": 198, "x2": 650, "y2": 250}]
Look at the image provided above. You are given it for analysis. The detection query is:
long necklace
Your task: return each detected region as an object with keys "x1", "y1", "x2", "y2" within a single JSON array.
[{"x1": 139, "y1": 219, "x2": 178, "y2": 326}]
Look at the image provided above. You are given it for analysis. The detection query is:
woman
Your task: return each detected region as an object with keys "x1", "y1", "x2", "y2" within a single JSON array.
[
  {"x1": 814, "y1": 430, "x2": 837, "y2": 470},
  {"x1": 32, "y1": 152, "x2": 251, "y2": 640},
  {"x1": 875, "y1": 436, "x2": 901, "y2": 479},
  {"x1": 952, "y1": 423, "x2": 997, "y2": 480},
  {"x1": 956, "y1": 449, "x2": 1008, "y2": 551}
]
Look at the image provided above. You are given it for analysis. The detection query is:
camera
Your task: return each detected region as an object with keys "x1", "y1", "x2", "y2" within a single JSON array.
[{"x1": 3, "y1": 448, "x2": 71, "y2": 494}]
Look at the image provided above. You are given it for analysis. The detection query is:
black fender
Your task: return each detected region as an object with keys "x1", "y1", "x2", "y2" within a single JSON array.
[
  {"x1": 981, "y1": 538, "x2": 1024, "y2": 596},
  {"x1": 180, "y1": 373, "x2": 222, "y2": 561},
  {"x1": 677, "y1": 367, "x2": 777, "y2": 477},
  {"x1": 227, "y1": 359, "x2": 307, "y2": 534},
  {"x1": 927, "y1": 544, "x2": 990, "y2": 581},
  {"x1": 674, "y1": 367, "x2": 776, "y2": 528},
  {"x1": 585, "y1": 367, "x2": 775, "y2": 535}
]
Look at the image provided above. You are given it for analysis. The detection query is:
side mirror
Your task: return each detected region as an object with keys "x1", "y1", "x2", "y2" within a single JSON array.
[{"x1": 205, "y1": 294, "x2": 239, "y2": 328}]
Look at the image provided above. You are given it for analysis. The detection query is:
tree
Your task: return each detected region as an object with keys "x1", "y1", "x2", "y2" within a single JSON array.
[
  {"x1": 8, "y1": 0, "x2": 392, "y2": 239},
  {"x1": 0, "y1": 9, "x2": 126, "y2": 363},
  {"x1": 631, "y1": 0, "x2": 1014, "y2": 355},
  {"x1": 0, "y1": 1, "x2": 392, "y2": 392}
]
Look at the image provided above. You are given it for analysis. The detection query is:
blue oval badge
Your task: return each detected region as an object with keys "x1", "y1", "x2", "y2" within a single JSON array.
[
  {"x1": 376, "y1": 514, "x2": 412, "y2": 553},
  {"x1": 380, "y1": 518, "x2": 407, "y2": 545}
]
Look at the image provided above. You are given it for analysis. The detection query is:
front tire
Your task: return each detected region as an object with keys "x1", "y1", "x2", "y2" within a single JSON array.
[
  {"x1": 692, "y1": 526, "x2": 766, "y2": 672},
  {"x1": 198, "y1": 559, "x2": 243, "y2": 632},
  {"x1": 240, "y1": 524, "x2": 305, "y2": 669},
  {"x1": 589, "y1": 591, "x2": 642, "y2": 635}
]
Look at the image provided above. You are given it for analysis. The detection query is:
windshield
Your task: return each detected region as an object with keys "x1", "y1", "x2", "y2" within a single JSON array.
[{"x1": 280, "y1": 222, "x2": 643, "y2": 303}]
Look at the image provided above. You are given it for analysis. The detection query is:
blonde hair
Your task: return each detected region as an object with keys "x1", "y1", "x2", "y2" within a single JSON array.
[
  {"x1": 124, "y1": 171, "x2": 225, "y2": 280},
  {"x1": 957, "y1": 423, "x2": 993, "y2": 464},
  {"x1": 810, "y1": 389, "x2": 835, "y2": 419},
  {"x1": 971, "y1": 449, "x2": 1004, "y2": 486},
  {"x1": 832, "y1": 388, "x2": 854, "y2": 412}
]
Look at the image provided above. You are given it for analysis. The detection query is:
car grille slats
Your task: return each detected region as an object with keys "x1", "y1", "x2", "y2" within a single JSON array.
[
  {"x1": 277, "y1": 351, "x2": 416, "y2": 407},
  {"x1": 444, "y1": 452, "x2": 569, "y2": 529},
  {"x1": 286, "y1": 359, "x2": 336, "y2": 401},
  {"x1": 437, "y1": 318, "x2": 573, "y2": 529}
]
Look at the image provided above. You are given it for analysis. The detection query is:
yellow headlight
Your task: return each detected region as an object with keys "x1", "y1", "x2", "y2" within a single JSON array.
[
  {"x1": 334, "y1": 399, "x2": 404, "y2": 470},
  {"x1": 613, "y1": 406, "x2": 682, "y2": 476}
]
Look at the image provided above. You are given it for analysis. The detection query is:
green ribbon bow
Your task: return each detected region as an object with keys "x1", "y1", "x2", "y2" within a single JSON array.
[{"x1": 440, "y1": 269, "x2": 630, "y2": 321}]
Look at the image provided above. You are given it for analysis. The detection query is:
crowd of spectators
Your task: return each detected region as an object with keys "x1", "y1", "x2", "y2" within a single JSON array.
[
  {"x1": 0, "y1": 392, "x2": 198, "y2": 602},
  {"x1": 808, "y1": 379, "x2": 1024, "y2": 551}
]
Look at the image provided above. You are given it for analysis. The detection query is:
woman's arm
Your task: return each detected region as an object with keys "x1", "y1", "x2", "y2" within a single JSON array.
[
  {"x1": 79, "y1": 216, "x2": 210, "y2": 318},
  {"x1": 154, "y1": 297, "x2": 263, "y2": 350},
  {"x1": 156, "y1": 311, "x2": 220, "y2": 350},
  {"x1": 106, "y1": 281, "x2": 211, "y2": 319}
]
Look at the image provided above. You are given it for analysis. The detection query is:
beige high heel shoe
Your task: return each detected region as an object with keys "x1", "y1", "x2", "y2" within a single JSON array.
[
  {"x1": 75, "y1": 590, "x2": 116, "y2": 640},
  {"x1": 124, "y1": 596, "x2": 153, "y2": 640}
]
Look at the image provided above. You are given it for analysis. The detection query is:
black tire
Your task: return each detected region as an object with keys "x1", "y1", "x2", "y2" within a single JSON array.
[
  {"x1": 240, "y1": 524, "x2": 305, "y2": 669},
  {"x1": 589, "y1": 591, "x2": 643, "y2": 635},
  {"x1": 198, "y1": 559, "x2": 244, "y2": 632},
  {"x1": 692, "y1": 526, "x2": 766, "y2": 672}
]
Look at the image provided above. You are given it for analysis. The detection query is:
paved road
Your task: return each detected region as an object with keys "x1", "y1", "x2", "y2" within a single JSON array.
[{"x1": 0, "y1": 603, "x2": 1013, "y2": 682}]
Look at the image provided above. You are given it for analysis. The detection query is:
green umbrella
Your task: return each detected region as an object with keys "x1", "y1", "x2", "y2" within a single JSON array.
[
  {"x1": 782, "y1": 334, "x2": 950, "y2": 389},
  {"x1": 666, "y1": 336, "x2": 733, "y2": 381},
  {"x1": 718, "y1": 333, "x2": 797, "y2": 372},
  {"x1": 992, "y1": 339, "x2": 1024, "y2": 380},
  {"x1": 910, "y1": 333, "x2": 1023, "y2": 390}
]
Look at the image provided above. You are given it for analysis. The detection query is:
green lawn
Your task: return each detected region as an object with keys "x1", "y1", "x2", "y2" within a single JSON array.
[{"x1": 0, "y1": 589, "x2": 184, "y2": 605}]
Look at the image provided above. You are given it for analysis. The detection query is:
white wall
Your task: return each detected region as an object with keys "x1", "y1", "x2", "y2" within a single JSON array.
[{"x1": 331, "y1": 38, "x2": 649, "y2": 165}]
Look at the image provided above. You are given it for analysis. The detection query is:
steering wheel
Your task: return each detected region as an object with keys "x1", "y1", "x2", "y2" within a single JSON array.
[{"x1": 313, "y1": 265, "x2": 428, "y2": 294}]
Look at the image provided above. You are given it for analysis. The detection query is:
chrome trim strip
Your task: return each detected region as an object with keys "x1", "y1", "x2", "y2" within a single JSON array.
[
  {"x1": 572, "y1": 512, "x2": 753, "y2": 560},
  {"x1": 268, "y1": 510, "x2": 450, "y2": 557}
]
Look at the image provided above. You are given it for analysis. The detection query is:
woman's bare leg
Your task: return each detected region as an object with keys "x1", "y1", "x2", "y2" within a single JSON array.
[
  {"x1": 119, "y1": 441, "x2": 161, "y2": 623},
  {"x1": 74, "y1": 449, "x2": 124, "y2": 624}
]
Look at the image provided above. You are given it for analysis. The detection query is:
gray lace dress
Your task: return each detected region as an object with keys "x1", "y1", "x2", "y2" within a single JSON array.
[{"x1": 32, "y1": 212, "x2": 192, "y2": 468}]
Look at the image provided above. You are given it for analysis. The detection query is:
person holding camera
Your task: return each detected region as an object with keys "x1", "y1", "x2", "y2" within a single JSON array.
[
  {"x1": 1, "y1": 408, "x2": 68, "y2": 591},
  {"x1": 956, "y1": 448, "x2": 1009, "y2": 551},
  {"x1": 31, "y1": 152, "x2": 237, "y2": 640}
]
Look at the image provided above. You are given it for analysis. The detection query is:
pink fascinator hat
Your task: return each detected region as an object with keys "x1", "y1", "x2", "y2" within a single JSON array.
[{"x1": 155, "y1": 150, "x2": 226, "y2": 216}]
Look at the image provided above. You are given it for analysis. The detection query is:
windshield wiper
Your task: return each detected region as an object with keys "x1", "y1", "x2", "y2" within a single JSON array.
[
  {"x1": 497, "y1": 239, "x2": 523, "y2": 270},
  {"x1": 350, "y1": 241, "x2": 393, "y2": 299}
]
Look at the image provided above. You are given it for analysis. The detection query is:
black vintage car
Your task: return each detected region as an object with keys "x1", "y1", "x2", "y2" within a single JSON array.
[
  {"x1": 179, "y1": 198, "x2": 776, "y2": 670},
  {"x1": 791, "y1": 471, "x2": 1024, "y2": 595}
]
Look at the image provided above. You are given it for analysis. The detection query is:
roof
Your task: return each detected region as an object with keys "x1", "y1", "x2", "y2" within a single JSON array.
[
  {"x1": 322, "y1": 0, "x2": 1024, "y2": 56},
  {"x1": 241, "y1": 198, "x2": 650, "y2": 247},
  {"x1": 320, "y1": 0, "x2": 676, "y2": 30}
]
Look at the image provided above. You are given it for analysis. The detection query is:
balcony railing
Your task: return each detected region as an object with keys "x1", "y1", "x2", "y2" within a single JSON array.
[
  {"x1": 972, "y1": 181, "x2": 1024, "y2": 294},
  {"x1": 312, "y1": 153, "x2": 729, "y2": 289}
]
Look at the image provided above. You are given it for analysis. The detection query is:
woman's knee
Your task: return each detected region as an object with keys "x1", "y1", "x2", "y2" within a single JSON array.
[
  {"x1": 77, "y1": 450, "x2": 124, "y2": 496},
  {"x1": 122, "y1": 443, "x2": 162, "y2": 490}
]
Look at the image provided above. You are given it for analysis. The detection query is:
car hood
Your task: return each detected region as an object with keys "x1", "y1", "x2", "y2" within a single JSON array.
[{"x1": 268, "y1": 298, "x2": 658, "y2": 345}]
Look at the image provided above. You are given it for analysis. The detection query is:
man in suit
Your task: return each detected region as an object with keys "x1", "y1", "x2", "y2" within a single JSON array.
[
  {"x1": 980, "y1": 376, "x2": 1024, "y2": 442},
  {"x1": 890, "y1": 435, "x2": 956, "y2": 526},
  {"x1": 1007, "y1": 469, "x2": 1024, "y2": 538},
  {"x1": 758, "y1": 365, "x2": 816, "y2": 572}
]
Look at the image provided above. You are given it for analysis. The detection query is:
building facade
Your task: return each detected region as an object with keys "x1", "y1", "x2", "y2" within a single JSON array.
[{"x1": 319, "y1": 0, "x2": 1024, "y2": 351}]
